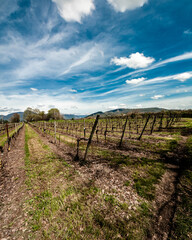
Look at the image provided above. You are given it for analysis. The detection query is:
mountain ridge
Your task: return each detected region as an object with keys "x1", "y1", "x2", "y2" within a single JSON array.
[
  {"x1": 0, "y1": 107, "x2": 167, "y2": 121},
  {"x1": 86, "y1": 107, "x2": 166, "y2": 118}
]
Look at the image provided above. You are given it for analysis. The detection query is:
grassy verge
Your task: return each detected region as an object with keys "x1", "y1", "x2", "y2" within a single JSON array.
[
  {"x1": 170, "y1": 136, "x2": 192, "y2": 240},
  {"x1": 0, "y1": 123, "x2": 23, "y2": 147}
]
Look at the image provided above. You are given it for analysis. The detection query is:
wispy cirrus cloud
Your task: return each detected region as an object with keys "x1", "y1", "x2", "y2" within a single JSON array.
[
  {"x1": 30, "y1": 88, "x2": 38, "y2": 91},
  {"x1": 173, "y1": 72, "x2": 192, "y2": 82},
  {"x1": 126, "y1": 77, "x2": 146, "y2": 84},
  {"x1": 109, "y1": 52, "x2": 192, "y2": 84},
  {"x1": 0, "y1": 32, "x2": 112, "y2": 87},
  {"x1": 60, "y1": 44, "x2": 105, "y2": 75},
  {"x1": 0, "y1": 0, "x2": 192, "y2": 114},
  {"x1": 123, "y1": 72, "x2": 192, "y2": 88}
]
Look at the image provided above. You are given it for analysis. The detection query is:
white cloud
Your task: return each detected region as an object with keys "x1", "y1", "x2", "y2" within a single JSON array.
[
  {"x1": 30, "y1": 88, "x2": 38, "y2": 91},
  {"x1": 119, "y1": 103, "x2": 126, "y2": 108},
  {"x1": 139, "y1": 94, "x2": 145, "y2": 96},
  {"x1": 136, "y1": 104, "x2": 142, "y2": 108},
  {"x1": 108, "y1": 105, "x2": 119, "y2": 109},
  {"x1": 0, "y1": 33, "x2": 109, "y2": 84},
  {"x1": 151, "y1": 95, "x2": 164, "y2": 100},
  {"x1": 124, "y1": 72, "x2": 192, "y2": 87},
  {"x1": 71, "y1": 105, "x2": 78, "y2": 109},
  {"x1": 111, "y1": 52, "x2": 155, "y2": 69},
  {"x1": 173, "y1": 72, "x2": 192, "y2": 82},
  {"x1": 184, "y1": 29, "x2": 192, "y2": 35},
  {"x1": 69, "y1": 89, "x2": 77, "y2": 93},
  {"x1": 126, "y1": 77, "x2": 146, "y2": 84},
  {"x1": 107, "y1": 0, "x2": 148, "y2": 12},
  {"x1": 111, "y1": 52, "x2": 192, "y2": 82},
  {"x1": 52, "y1": 0, "x2": 95, "y2": 23}
]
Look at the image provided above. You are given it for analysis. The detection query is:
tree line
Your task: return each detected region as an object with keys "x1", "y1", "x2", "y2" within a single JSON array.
[{"x1": 23, "y1": 107, "x2": 63, "y2": 122}]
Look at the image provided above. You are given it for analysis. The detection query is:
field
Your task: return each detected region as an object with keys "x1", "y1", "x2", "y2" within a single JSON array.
[{"x1": 0, "y1": 114, "x2": 192, "y2": 240}]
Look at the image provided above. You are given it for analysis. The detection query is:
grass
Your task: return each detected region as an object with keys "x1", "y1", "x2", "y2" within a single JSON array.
[
  {"x1": 25, "y1": 118, "x2": 192, "y2": 239},
  {"x1": 24, "y1": 124, "x2": 156, "y2": 239},
  {"x1": 170, "y1": 135, "x2": 192, "y2": 240},
  {"x1": 0, "y1": 123, "x2": 23, "y2": 147},
  {"x1": 133, "y1": 163, "x2": 164, "y2": 200}
]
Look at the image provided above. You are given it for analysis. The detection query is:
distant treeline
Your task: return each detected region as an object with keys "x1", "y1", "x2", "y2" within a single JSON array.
[
  {"x1": 1, "y1": 108, "x2": 192, "y2": 124},
  {"x1": 23, "y1": 107, "x2": 63, "y2": 122},
  {"x1": 178, "y1": 109, "x2": 192, "y2": 118}
]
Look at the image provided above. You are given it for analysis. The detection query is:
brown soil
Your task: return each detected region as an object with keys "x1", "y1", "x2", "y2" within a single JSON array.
[
  {"x1": 150, "y1": 164, "x2": 179, "y2": 240},
  {"x1": 0, "y1": 126, "x2": 28, "y2": 240},
  {"x1": 32, "y1": 124, "x2": 182, "y2": 240},
  {"x1": 30, "y1": 125, "x2": 141, "y2": 208}
]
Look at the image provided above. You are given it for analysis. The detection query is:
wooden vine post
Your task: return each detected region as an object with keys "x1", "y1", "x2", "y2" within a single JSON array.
[
  {"x1": 169, "y1": 114, "x2": 175, "y2": 128},
  {"x1": 138, "y1": 115, "x2": 150, "y2": 140},
  {"x1": 15, "y1": 123, "x2": 17, "y2": 134},
  {"x1": 5, "y1": 123, "x2": 10, "y2": 150},
  {"x1": 104, "y1": 126, "x2": 107, "y2": 143},
  {"x1": 54, "y1": 121, "x2": 57, "y2": 143},
  {"x1": 74, "y1": 138, "x2": 80, "y2": 161},
  {"x1": 150, "y1": 115, "x2": 156, "y2": 135},
  {"x1": 158, "y1": 113, "x2": 164, "y2": 131},
  {"x1": 83, "y1": 115, "x2": 100, "y2": 162},
  {"x1": 119, "y1": 115, "x2": 128, "y2": 147},
  {"x1": 44, "y1": 121, "x2": 46, "y2": 133},
  {"x1": 84, "y1": 119, "x2": 86, "y2": 138}
]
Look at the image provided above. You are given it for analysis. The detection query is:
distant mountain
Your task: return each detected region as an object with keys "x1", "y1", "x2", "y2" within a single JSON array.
[
  {"x1": 86, "y1": 108, "x2": 166, "y2": 118},
  {"x1": 0, "y1": 112, "x2": 24, "y2": 121},
  {"x1": 62, "y1": 114, "x2": 87, "y2": 120},
  {"x1": 86, "y1": 111, "x2": 104, "y2": 118},
  {"x1": 0, "y1": 107, "x2": 166, "y2": 122}
]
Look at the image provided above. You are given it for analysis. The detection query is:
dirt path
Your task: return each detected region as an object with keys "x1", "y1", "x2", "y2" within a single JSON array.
[
  {"x1": 0, "y1": 126, "x2": 27, "y2": 240},
  {"x1": 150, "y1": 140, "x2": 189, "y2": 240},
  {"x1": 150, "y1": 164, "x2": 179, "y2": 240}
]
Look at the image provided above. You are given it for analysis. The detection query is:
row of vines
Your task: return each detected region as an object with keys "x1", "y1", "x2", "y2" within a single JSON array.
[
  {"x1": 30, "y1": 111, "x2": 181, "y2": 161},
  {"x1": 0, "y1": 122, "x2": 24, "y2": 169}
]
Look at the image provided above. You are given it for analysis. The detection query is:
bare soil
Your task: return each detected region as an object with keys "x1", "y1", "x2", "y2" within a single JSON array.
[
  {"x1": 150, "y1": 164, "x2": 179, "y2": 240},
  {"x1": 0, "y1": 123, "x2": 186, "y2": 240},
  {"x1": 0, "y1": 126, "x2": 28, "y2": 240},
  {"x1": 32, "y1": 125, "x2": 184, "y2": 240},
  {"x1": 30, "y1": 126, "x2": 141, "y2": 209}
]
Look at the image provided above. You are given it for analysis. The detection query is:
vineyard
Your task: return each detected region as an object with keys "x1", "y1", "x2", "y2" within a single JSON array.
[
  {"x1": 0, "y1": 122, "x2": 23, "y2": 168},
  {"x1": 0, "y1": 112, "x2": 192, "y2": 240},
  {"x1": 30, "y1": 112, "x2": 180, "y2": 161}
]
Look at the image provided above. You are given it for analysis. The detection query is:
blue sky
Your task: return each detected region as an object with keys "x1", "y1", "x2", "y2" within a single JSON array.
[{"x1": 0, "y1": 0, "x2": 192, "y2": 115}]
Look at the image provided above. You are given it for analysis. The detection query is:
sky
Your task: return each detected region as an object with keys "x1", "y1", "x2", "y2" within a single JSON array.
[{"x1": 0, "y1": 0, "x2": 192, "y2": 115}]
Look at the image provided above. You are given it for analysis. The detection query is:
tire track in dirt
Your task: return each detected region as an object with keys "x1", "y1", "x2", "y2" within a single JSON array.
[
  {"x1": 150, "y1": 141, "x2": 189, "y2": 240},
  {"x1": 150, "y1": 164, "x2": 179, "y2": 240},
  {"x1": 0, "y1": 126, "x2": 28, "y2": 240}
]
